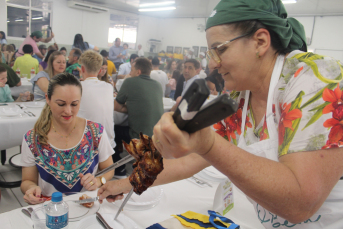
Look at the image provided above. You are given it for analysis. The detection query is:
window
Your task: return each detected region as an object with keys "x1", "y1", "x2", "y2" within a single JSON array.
[
  {"x1": 6, "y1": 0, "x2": 52, "y2": 38},
  {"x1": 108, "y1": 14, "x2": 138, "y2": 48}
]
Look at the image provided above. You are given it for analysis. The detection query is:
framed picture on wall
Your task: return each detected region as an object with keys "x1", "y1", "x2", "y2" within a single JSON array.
[
  {"x1": 166, "y1": 46, "x2": 173, "y2": 53},
  {"x1": 175, "y1": 47, "x2": 182, "y2": 54},
  {"x1": 192, "y1": 46, "x2": 199, "y2": 57},
  {"x1": 183, "y1": 47, "x2": 190, "y2": 56},
  {"x1": 200, "y1": 47, "x2": 208, "y2": 54}
]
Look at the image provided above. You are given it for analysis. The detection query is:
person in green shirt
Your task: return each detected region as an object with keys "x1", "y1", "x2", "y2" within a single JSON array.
[
  {"x1": 12, "y1": 44, "x2": 39, "y2": 79},
  {"x1": 66, "y1": 48, "x2": 82, "y2": 79},
  {"x1": 0, "y1": 65, "x2": 14, "y2": 102}
]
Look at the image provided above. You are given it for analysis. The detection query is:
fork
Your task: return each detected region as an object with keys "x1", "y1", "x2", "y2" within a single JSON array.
[{"x1": 191, "y1": 176, "x2": 212, "y2": 187}]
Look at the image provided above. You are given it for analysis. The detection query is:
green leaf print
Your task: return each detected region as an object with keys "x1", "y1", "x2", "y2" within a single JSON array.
[
  {"x1": 279, "y1": 91, "x2": 304, "y2": 156},
  {"x1": 292, "y1": 53, "x2": 342, "y2": 84},
  {"x1": 301, "y1": 106, "x2": 325, "y2": 130}
]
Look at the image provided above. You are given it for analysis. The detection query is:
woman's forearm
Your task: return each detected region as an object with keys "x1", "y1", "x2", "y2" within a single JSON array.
[{"x1": 21, "y1": 180, "x2": 38, "y2": 194}]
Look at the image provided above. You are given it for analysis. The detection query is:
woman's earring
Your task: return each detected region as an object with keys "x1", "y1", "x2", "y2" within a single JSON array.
[{"x1": 256, "y1": 51, "x2": 260, "y2": 58}]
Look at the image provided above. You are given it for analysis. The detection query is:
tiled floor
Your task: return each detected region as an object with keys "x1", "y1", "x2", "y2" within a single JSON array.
[{"x1": 0, "y1": 146, "x2": 133, "y2": 214}]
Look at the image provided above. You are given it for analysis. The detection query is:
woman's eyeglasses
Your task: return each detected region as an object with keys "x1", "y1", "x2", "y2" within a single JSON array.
[{"x1": 206, "y1": 33, "x2": 249, "y2": 64}]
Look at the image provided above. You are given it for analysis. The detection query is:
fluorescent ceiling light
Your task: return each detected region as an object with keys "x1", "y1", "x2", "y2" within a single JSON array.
[
  {"x1": 282, "y1": 0, "x2": 297, "y2": 4},
  {"x1": 139, "y1": 1, "x2": 175, "y2": 8},
  {"x1": 15, "y1": 19, "x2": 24, "y2": 22},
  {"x1": 139, "y1": 6, "x2": 176, "y2": 12},
  {"x1": 32, "y1": 16, "x2": 43, "y2": 20},
  {"x1": 7, "y1": 20, "x2": 10, "y2": 23}
]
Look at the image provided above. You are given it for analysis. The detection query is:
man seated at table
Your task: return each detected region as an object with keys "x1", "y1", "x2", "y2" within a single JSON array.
[
  {"x1": 12, "y1": 44, "x2": 39, "y2": 79},
  {"x1": 116, "y1": 54, "x2": 138, "y2": 79},
  {"x1": 114, "y1": 58, "x2": 163, "y2": 175},
  {"x1": 33, "y1": 44, "x2": 47, "y2": 63},
  {"x1": 77, "y1": 50, "x2": 118, "y2": 176},
  {"x1": 16, "y1": 31, "x2": 54, "y2": 60},
  {"x1": 0, "y1": 62, "x2": 21, "y2": 87},
  {"x1": 66, "y1": 48, "x2": 82, "y2": 79}
]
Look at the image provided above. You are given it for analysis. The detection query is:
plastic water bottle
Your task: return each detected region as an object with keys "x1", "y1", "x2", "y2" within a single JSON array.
[
  {"x1": 16, "y1": 68, "x2": 20, "y2": 77},
  {"x1": 30, "y1": 67, "x2": 35, "y2": 79},
  {"x1": 45, "y1": 192, "x2": 69, "y2": 229}
]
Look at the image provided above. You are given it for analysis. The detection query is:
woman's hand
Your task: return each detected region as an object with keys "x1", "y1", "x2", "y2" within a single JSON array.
[
  {"x1": 152, "y1": 112, "x2": 215, "y2": 159},
  {"x1": 79, "y1": 173, "x2": 99, "y2": 191},
  {"x1": 23, "y1": 186, "x2": 45, "y2": 205},
  {"x1": 97, "y1": 178, "x2": 132, "y2": 204}
]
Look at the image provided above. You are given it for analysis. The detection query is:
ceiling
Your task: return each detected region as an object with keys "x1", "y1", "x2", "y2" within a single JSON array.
[{"x1": 77, "y1": 0, "x2": 343, "y2": 18}]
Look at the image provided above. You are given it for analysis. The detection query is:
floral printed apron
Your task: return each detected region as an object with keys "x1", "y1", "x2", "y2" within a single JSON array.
[{"x1": 236, "y1": 55, "x2": 343, "y2": 228}]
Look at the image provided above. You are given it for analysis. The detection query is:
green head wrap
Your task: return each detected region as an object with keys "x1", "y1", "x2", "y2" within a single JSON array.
[
  {"x1": 31, "y1": 31, "x2": 43, "y2": 38},
  {"x1": 206, "y1": 0, "x2": 307, "y2": 52}
]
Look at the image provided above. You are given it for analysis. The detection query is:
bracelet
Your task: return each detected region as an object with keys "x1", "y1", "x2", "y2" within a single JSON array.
[{"x1": 201, "y1": 134, "x2": 215, "y2": 156}]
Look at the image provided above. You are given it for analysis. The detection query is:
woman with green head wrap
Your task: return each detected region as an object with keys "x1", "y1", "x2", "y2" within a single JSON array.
[{"x1": 98, "y1": 1, "x2": 343, "y2": 228}]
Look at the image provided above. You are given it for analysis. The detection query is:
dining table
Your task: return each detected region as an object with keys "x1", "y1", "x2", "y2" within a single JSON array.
[
  {"x1": 10, "y1": 78, "x2": 33, "y2": 99},
  {"x1": 0, "y1": 173, "x2": 264, "y2": 229}
]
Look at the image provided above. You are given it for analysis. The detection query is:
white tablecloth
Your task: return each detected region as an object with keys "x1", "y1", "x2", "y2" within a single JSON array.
[
  {"x1": 0, "y1": 102, "x2": 42, "y2": 150},
  {"x1": 10, "y1": 78, "x2": 32, "y2": 98},
  {"x1": 0, "y1": 179, "x2": 264, "y2": 229}
]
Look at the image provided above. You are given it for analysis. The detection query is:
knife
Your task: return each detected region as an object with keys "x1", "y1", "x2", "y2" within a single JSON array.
[
  {"x1": 71, "y1": 196, "x2": 99, "y2": 204},
  {"x1": 114, "y1": 188, "x2": 134, "y2": 220}
]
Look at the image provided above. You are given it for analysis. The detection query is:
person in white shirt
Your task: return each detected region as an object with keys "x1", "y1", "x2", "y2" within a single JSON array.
[
  {"x1": 150, "y1": 57, "x2": 169, "y2": 96},
  {"x1": 185, "y1": 48, "x2": 195, "y2": 60},
  {"x1": 199, "y1": 52, "x2": 207, "y2": 70},
  {"x1": 181, "y1": 59, "x2": 200, "y2": 96},
  {"x1": 76, "y1": 50, "x2": 123, "y2": 176},
  {"x1": 117, "y1": 54, "x2": 139, "y2": 79},
  {"x1": 137, "y1": 44, "x2": 144, "y2": 57}
]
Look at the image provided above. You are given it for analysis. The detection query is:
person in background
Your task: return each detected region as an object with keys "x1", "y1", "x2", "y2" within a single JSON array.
[
  {"x1": 0, "y1": 31, "x2": 7, "y2": 44},
  {"x1": 38, "y1": 49, "x2": 55, "y2": 72},
  {"x1": 114, "y1": 57, "x2": 164, "y2": 177},
  {"x1": 181, "y1": 59, "x2": 200, "y2": 96},
  {"x1": 173, "y1": 61, "x2": 185, "y2": 100},
  {"x1": 100, "y1": 50, "x2": 117, "y2": 77},
  {"x1": 121, "y1": 43, "x2": 130, "y2": 62},
  {"x1": 3, "y1": 44, "x2": 15, "y2": 65},
  {"x1": 33, "y1": 44, "x2": 47, "y2": 63},
  {"x1": 0, "y1": 47, "x2": 6, "y2": 64},
  {"x1": 150, "y1": 57, "x2": 169, "y2": 96},
  {"x1": 185, "y1": 48, "x2": 195, "y2": 60},
  {"x1": 31, "y1": 51, "x2": 66, "y2": 100},
  {"x1": 72, "y1": 34, "x2": 98, "y2": 53},
  {"x1": 59, "y1": 47, "x2": 67, "y2": 56},
  {"x1": 16, "y1": 31, "x2": 54, "y2": 60},
  {"x1": 98, "y1": 57, "x2": 113, "y2": 86},
  {"x1": 0, "y1": 65, "x2": 14, "y2": 102},
  {"x1": 199, "y1": 52, "x2": 207, "y2": 70},
  {"x1": 12, "y1": 44, "x2": 39, "y2": 79},
  {"x1": 167, "y1": 70, "x2": 180, "y2": 100},
  {"x1": 66, "y1": 48, "x2": 82, "y2": 79},
  {"x1": 165, "y1": 59, "x2": 177, "y2": 79},
  {"x1": 0, "y1": 62, "x2": 21, "y2": 87},
  {"x1": 147, "y1": 56, "x2": 153, "y2": 62},
  {"x1": 109, "y1": 38, "x2": 124, "y2": 70},
  {"x1": 137, "y1": 44, "x2": 144, "y2": 57},
  {"x1": 117, "y1": 54, "x2": 139, "y2": 79},
  {"x1": 20, "y1": 73, "x2": 114, "y2": 204}
]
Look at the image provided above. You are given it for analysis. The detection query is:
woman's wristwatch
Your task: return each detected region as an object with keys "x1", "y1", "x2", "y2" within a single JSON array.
[{"x1": 100, "y1": 177, "x2": 106, "y2": 186}]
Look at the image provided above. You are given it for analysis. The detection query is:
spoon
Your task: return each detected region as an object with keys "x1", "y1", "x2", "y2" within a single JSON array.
[{"x1": 21, "y1": 209, "x2": 31, "y2": 218}]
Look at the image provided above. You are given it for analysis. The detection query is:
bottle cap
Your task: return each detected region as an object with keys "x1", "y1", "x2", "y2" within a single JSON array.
[{"x1": 51, "y1": 192, "x2": 63, "y2": 202}]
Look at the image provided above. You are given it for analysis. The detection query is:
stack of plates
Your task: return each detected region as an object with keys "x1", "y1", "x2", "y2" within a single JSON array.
[{"x1": 0, "y1": 107, "x2": 24, "y2": 117}]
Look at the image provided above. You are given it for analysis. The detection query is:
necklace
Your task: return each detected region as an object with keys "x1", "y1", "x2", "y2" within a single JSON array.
[{"x1": 52, "y1": 122, "x2": 76, "y2": 147}]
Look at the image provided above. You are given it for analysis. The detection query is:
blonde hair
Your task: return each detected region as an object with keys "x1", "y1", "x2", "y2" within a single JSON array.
[
  {"x1": 79, "y1": 50, "x2": 103, "y2": 74},
  {"x1": 45, "y1": 51, "x2": 64, "y2": 78},
  {"x1": 34, "y1": 73, "x2": 82, "y2": 145}
]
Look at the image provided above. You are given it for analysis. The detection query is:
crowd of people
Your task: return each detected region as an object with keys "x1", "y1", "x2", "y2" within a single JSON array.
[{"x1": 2, "y1": 0, "x2": 343, "y2": 227}]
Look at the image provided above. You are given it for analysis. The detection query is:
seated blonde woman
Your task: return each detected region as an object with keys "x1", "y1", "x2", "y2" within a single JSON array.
[{"x1": 20, "y1": 73, "x2": 114, "y2": 205}]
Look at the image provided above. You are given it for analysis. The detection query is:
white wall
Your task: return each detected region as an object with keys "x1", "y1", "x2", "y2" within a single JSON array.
[{"x1": 0, "y1": 0, "x2": 7, "y2": 34}]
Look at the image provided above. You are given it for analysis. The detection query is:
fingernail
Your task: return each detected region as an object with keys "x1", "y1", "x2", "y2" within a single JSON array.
[{"x1": 40, "y1": 199, "x2": 44, "y2": 201}]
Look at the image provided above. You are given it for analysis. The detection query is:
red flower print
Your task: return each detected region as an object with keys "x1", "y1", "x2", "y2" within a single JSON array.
[
  {"x1": 322, "y1": 86, "x2": 343, "y2": 149},
  {"x1": 294, "y1": 66, "x2": 304, "y2": 78},
  {"x1": 278, "y1": 102, "x2": 302, "y2": 145}
]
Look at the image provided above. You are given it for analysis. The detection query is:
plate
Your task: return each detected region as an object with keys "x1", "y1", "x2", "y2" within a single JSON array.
[
  {"x1": 25, "y1": 101, "x2": 46, "y2": 108},
  {"x1": 43, "y1": 198, "x2": 100, "y2": 222},
  {"x1": 113, "y1": 187, "x2": 163, "y2": 211},
  {"x1": 196, "y1": 166, "x2": 227, "y2": 182},
  {"x1": 0, "y1": 107, "x2": 23, "y2": 116},
  {"x1": 75, "y1": 213, "x2": 142, "y2": 229}
]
